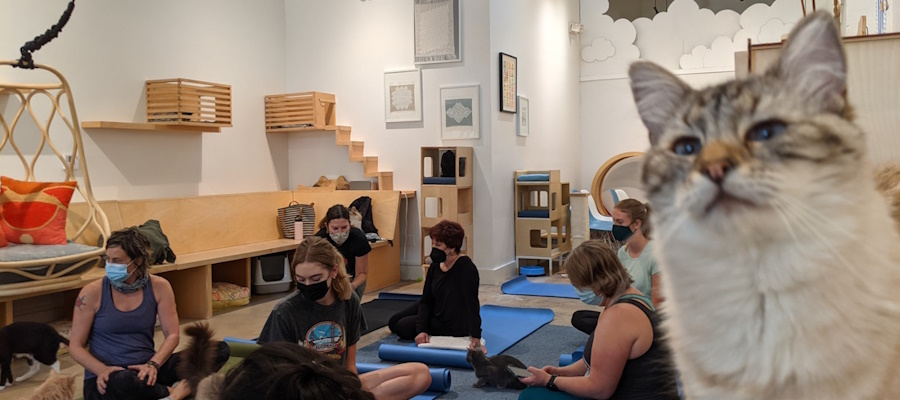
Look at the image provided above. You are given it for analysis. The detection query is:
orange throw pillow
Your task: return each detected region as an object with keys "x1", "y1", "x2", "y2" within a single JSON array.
[{"x1": 0, "y1": 176, "x2": 77, "y2": 245}]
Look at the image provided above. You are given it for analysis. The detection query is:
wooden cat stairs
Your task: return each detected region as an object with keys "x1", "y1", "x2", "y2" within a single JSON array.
[{"x1": 264, "y1": 91, "x2": 393, "y2": 190}]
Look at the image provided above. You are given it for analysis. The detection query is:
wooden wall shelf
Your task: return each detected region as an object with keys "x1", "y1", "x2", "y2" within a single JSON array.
[{"x1": 81, "y1": 121, "x2": 221, "y2": 133}]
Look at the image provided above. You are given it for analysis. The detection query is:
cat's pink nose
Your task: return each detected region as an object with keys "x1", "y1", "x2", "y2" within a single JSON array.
[{"x1": 701, "y1": 159, "x2": 733, "y2": 184}]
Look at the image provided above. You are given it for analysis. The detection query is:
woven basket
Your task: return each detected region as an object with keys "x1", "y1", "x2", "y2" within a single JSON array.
[{"x1": 278, "y1": 202, "x2": 302, "y2": 239}]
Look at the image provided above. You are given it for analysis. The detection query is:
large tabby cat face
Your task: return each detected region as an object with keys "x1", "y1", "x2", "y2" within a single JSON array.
[{"x1": 630, "y1": 12, "x2": 862, "y2": 239}]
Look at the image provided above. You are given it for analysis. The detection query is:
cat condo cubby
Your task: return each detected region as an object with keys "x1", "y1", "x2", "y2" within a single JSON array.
[
  {"x1": 420, "y1": 147, "x2": 474, "y2": 267},
  {"x1": 82, "y1": 78, "x2": 232, "y2": 133},
  {"x1": 514, "y1": 170, "x2": 571, "y2": 275},
  {"x1": 264, "y1": 91, "x2": 336, "y2": 133}
]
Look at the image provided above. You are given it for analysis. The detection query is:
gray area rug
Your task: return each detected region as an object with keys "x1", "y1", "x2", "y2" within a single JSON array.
[{"x1": 357, "y1": 324, "x2": 588, "y2": 399}]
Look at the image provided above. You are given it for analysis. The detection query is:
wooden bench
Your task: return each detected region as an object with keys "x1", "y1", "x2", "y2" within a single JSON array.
[{"x1": 0, "y1": 190, "x2": 404, "y2": 325}]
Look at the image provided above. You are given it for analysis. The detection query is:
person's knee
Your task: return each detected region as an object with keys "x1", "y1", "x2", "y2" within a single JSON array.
[
  {"x1": 215, "y1": 341, "x2": 232, "y2": 364},
  {"x1": 411, "y1": 362, "x2": 431, "y2": 387}
]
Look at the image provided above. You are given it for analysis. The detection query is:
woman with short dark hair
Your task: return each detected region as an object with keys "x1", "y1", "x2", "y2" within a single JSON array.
[{"x1": 388, "y1": 220, "x2": 483, "y2": 351}]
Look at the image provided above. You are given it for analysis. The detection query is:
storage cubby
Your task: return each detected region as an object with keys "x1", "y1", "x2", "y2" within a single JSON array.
[
  {"x1": 421, "y1": 146, "x2": 473, "y2": 188},
  {"x1": 514, "y1": 170, "x2": 572, "y2": 275},
  {"x1": 421, "y1": 146, "x2": 474, "y2": 266},
  {"x1": 264, "y1": 91, "x2": 336, "y2": 133},
  {"x1": 146, "y1": 78, "x2": 232, "y2": 127}
]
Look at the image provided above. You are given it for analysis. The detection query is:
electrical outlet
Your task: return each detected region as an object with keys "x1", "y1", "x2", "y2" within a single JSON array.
[{"x1": 65, "y1": 155, "x2": 81, "y2": 171}]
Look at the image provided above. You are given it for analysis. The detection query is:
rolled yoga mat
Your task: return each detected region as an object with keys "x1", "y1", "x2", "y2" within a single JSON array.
[
  {"x1": 500, "y1": 275, "x2": 579, "y2": 299},
  {"x1": 356, "y1": 362, "x2": 452, "y2": 393},
  {"x1": 378, "y1": 305, "x2": 555, "y2": 368},
  {"x1": 559, "y1": 346, "x2": 585, "y2": 367}
]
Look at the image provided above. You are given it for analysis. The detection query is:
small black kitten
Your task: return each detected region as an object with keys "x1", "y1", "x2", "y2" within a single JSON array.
[
  {"x1": 0, "y1": 322, "x2": 69, "y2": 388},
  {"x1": 466, "y1": 343, "x2": 527, "y2": 390}
]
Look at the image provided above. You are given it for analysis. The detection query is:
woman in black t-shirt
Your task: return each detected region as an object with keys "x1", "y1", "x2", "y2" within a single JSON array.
[
  {"x1": 315, "y1": 204, "x2": 371, "y2": 299},
  {"x1": 388, "y1": 220, "x2": 483, "y2": 352}
]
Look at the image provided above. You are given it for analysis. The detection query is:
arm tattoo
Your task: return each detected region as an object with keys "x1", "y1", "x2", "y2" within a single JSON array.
[{"x1": 75, "y1": 296, "x2": 86, "y2": 310}]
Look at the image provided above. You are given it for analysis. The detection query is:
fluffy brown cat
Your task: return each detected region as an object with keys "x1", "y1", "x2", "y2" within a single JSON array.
[
  {"x1": 630, "y1": 11, "x2": 900, "y2": 400},
  {"x1": 18, "y1": 370, "x2": 75, "y2": 400}
]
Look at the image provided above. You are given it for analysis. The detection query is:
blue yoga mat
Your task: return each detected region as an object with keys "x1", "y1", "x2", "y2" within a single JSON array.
[
  {"x1": 500, "y1": 275, "x2": 579, "y2": 299},
  {"x1": 378, "y1": 292, "x2": 423, "y2": 301},
  {"x1": 378, "y1": 305, "x2": 555, "y2": 369},
  {"x1": 223, "y1": 336, "x2": 257, "y2": 345},
  {"x1": 356, "y1": 363, "x2": 451, "y2": 393}
]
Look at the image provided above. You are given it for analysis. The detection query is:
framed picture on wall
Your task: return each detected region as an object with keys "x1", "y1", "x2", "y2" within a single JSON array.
[
  {"x1": 517, "y1": 95, "x2": 529, "y2": 137},
  {"x1": 414, "y1": 0, "x2": 461, "y2": 64},
  {"x1": 440, "y1": 85, "x2": 480, "y2": 140},
  {"x1": 500, "y1": 52, "x2": 517, "y2": 113},
  {"x1": 384, "y1": 69, "x2": 422, "y2": 123}
]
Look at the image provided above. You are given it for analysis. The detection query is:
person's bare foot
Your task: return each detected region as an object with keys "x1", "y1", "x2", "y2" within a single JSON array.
[{"x1": 167, "y1": 379, "x2": 191, "y2": 400}]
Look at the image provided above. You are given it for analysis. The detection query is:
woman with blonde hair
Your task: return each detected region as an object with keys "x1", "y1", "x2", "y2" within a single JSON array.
[
  {"x1": 519, "y1": 241, "x2": 678, "y2": 399},
  {"x1": 258, "y1": 236, "x2": 431, "y2": 400}
]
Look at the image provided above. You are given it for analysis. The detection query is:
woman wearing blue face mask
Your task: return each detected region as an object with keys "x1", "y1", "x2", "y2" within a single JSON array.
[
  {"x1": 571, "y1": 199, "x2": 663, "y2": 335},
  {"x1": 315, "y1": 204, "x2": 371, "y2": 300},
  {"x1": 257, "y1": 236, "x2": 432, "y2": 400},
  {"x1": 70, "y1": 227, "x2": 230, "y2": 400},
  {"x1": 388, "y1": 220, "x2": 484, "y2": 352}
]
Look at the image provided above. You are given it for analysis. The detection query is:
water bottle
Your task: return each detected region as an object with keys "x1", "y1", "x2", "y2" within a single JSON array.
[{"x1": 294, "y1": 215, "x2": 303, "y2": 241}]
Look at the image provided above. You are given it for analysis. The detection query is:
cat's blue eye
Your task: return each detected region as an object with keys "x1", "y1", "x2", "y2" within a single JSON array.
[
  {"x1": 747, "y1": 120, "x2": 787, "y2": 142},
  {"x1": 671, "y1": 137, "x2": 702, "y2": 156}
]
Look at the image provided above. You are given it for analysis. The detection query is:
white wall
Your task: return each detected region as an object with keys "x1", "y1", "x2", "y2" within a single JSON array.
[
  {"x1": 579, "y1": 71, "x2": 734, "y2": 194},
  {"x1": 0, "y1": 0, "x2": 288, "y2": 201},
  {"x1": 282, "y1": 0, "x2": 493, "y2": 271},
  {"x1": 489, "y1": 0, "x2": 582, "y2": 274},
  {"x1": 282, "y1": 0, "x2": 581, "y2": 277}
]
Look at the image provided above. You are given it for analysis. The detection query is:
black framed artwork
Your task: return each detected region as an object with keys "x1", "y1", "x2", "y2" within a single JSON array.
[{"x1": 500, "y1": 52, "x2": 517, "y2": 113}]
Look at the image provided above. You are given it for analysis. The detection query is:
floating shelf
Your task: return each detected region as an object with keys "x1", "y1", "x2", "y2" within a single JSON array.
[{"x1": 81, "y1": 121, "x2": 221, "y2": 133}]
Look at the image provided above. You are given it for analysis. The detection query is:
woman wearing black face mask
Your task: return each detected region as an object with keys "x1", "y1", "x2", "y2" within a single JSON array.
[
  {"x1": 388, "y1": 220, "x2": 484, "y2": 352},
  {"x1": 257, "y1": 237, "x2": 432, "y2": 400},
  {"x1": 571, "y1": 199, "x2": 663, "y2": 335},
  {"x1": 315, "y1": 204, "x2": 372, "y2": 300}
]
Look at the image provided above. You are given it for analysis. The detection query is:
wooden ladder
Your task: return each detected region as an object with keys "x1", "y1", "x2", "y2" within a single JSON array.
[
  {"x1": 335, "y1": 126, "x2": 393, "y2": 190},
  {"x1": 264, "y1": 91, "x2": 393, "y2": 190}
]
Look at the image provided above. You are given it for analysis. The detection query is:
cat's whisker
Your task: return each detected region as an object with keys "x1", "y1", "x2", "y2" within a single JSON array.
[
  {"x1": 769, "y1": 200, "x2": 803, "y2": 249},
  {"x1": 655, "y1": 210, "x2": 690, "y2": 247},
  {"x1": 770, "y1": 197, "x2": 866, "y2": 272}
]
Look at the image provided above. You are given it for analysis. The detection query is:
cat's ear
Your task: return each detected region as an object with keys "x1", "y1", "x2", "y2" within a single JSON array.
[
  {"x1": 629, "y1": 61, "x2": 691, "y2": 145},
  {"x1": 775, "y1": 11, "x2": 846, "y2": 109}
]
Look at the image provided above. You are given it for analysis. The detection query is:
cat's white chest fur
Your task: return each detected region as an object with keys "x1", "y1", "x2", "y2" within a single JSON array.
[{"x1": 656, "y1": 184, "x2": 900, "y2": 399}]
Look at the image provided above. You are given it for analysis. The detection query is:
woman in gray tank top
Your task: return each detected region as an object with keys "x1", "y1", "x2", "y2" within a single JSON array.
[{"x1": 519, "y1": 241, "x2": 679, "y2": 400}]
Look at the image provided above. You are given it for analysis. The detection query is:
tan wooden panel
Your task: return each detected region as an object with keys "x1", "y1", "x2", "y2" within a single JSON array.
[
  {"x1": 294, "y1": 190, "x2": 400, "y2": 241},
  {"x1": 160, "y1": 265, "x2": 212, "y2": 320},
  {"x1": 68, "y1": 200, "x2": 123, "y2": 245},
  {"x1": 212, "y1": 258, "x2": 252, "y2": 289},
  {"x1": 742, "y1": 34, "x2": 900, "y2": 164}
]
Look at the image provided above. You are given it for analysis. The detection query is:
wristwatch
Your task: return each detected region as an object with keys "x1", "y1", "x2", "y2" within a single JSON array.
[
  {"x1": 146, "y1": 360, "x2": 160, "y2": 370},
  {"x1": 546, "y1": 374, "x2": 560, "y2": 392}
]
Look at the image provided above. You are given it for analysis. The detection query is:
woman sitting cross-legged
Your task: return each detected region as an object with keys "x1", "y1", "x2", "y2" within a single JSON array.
[
  {"x1": 257, "y1": 236, "x2": 431, "y2": 400},
  {"x1": 519, "y1": 240, "x2": 679, "y2": 400},
  {"x1": 70, "y1": 227, "x2": 230, "y2": 400},
  {"x1": 387, "y1": 220, "x2": 484, "y2": 352}
]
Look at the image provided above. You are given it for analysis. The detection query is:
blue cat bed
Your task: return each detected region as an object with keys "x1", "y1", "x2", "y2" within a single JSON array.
[
  {"x1": 517, "y1": 210, "x2": 551, "y2": 218},
  {"x1": 519, "y1": 266, "x2": 545, "y2": 276},
  {"x1": 422, "y1": 177, "x2": 457, "y2": 185},
  {"x1": 516, "y1": 173, "x2": 550, "y2": 182}
]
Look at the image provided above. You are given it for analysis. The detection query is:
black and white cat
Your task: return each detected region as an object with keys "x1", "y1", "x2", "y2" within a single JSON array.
[
  {"x1": 466, "y1": 344, "x2": 527, "y2": 390},
  {"x1": 0, "y1": 322, "x2": 69, "y2": 390}
]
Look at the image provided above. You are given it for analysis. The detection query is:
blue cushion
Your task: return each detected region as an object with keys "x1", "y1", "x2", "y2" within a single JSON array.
[
  {"x1": 518, "y1": 210, "x2": 550, "y2": 218},
  {"x1": 517, "y1": 174, "x2": 550, "y2": 182},
  {"x1": 0, "y1": 242, "x2": 101, "y2": 262},
  {"x1": 423, "y1": 177, "x2": 457, "y2": 185}
]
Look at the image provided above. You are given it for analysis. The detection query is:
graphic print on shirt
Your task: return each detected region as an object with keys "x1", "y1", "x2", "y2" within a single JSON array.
[{"x1": 303, "y1": 321, "x2": 346, "y2": 360}]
